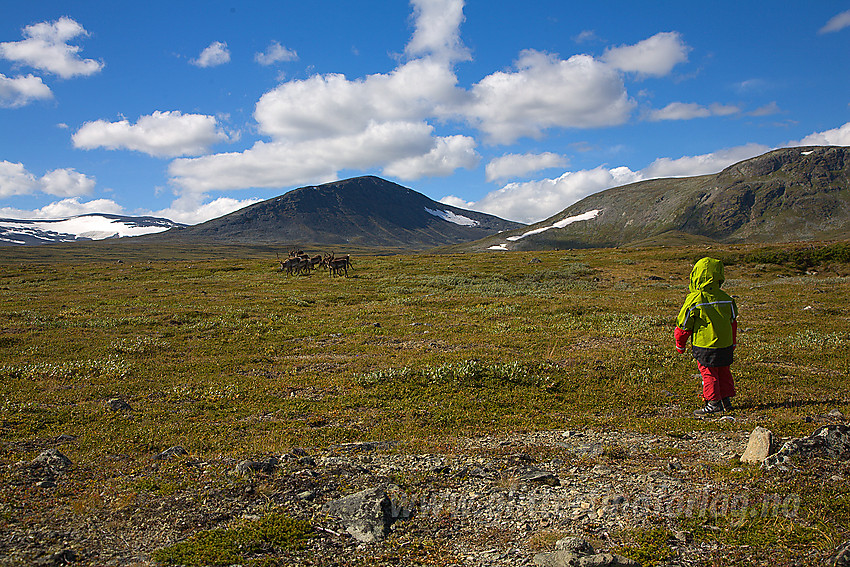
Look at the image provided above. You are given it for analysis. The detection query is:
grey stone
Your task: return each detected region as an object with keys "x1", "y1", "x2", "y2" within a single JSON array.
[
  {"x1": 556, "y1": 536, "x2": 594, "y2": 554},
  {"x1": 154, "y1": 446, "x2": 188, "y2": 460},
  {"x1": 106, "y1": 397, "x2": 132, "y2": 411},
  {"x1": 325, "y1": 487, "x2": 393, "y2": 543},
  {"x1": 763, "y1": 424, "x2": 850, "y2": 470},
  {"x1": 31, "y1": 448, "x2": 72, "y2": 473},
  {"x1": 741, "y1": 426, "x2": 775, "y2": 463},
  {"x1": 234, "y1": 457, "x2": 278, "y2": 476},
  {"x1": 520, "y1": 469, "x2": 560, "y2": 486},
  {"x1": 533, "y1": 549, "x2": 638, "y2": 567}
]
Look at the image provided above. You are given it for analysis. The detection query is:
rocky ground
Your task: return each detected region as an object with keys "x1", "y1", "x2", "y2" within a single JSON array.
[{"x1": 2, "y1": 414, "x2": 849, "y2": 567}]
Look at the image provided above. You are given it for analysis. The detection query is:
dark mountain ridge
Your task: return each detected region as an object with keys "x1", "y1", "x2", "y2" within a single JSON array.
[{"x1": 156, "y1": 176, "x2": 524, "y2": 250}]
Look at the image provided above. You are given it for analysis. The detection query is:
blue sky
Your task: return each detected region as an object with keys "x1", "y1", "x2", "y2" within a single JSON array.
[{"x1": 1, "y1": 1, "x2": 849, "y2": 225}]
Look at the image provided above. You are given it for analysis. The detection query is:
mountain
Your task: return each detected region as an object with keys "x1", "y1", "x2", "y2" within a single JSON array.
[
  {"x1": 0, "y1": 214, "x2": 184, "y2": 246},
  {"x1": 154, "y1": 176, "x2": 524, "y2": 250},
  {"x1": 474, "y1": 146, "x2": 850, "y2": 251}
]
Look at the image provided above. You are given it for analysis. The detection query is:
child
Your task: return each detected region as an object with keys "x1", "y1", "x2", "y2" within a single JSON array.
[{"x1": 674, "y1": 257, "x2": 738, "y2": 416}]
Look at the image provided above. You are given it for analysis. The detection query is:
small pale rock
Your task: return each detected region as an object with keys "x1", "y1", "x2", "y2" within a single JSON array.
[
  {"x1": 154, "y1": 446, "x2": 188, "y2": 460},
  {"x1": 741, "y1": 426, "x2": 775, "y2": 463}
]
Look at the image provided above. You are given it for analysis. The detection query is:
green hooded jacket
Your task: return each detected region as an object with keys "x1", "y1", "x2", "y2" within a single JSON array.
[{"x1": 676, "y1": 257, "x2": 737, "y2": 350}]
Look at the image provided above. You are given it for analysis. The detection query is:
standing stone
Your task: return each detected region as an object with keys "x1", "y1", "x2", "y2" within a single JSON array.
[{"x1": 741, "y1": 426, "x2": 775, "y2": 463}]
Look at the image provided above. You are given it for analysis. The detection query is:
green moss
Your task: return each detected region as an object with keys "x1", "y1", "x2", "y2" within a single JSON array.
[
  {"x1": 152, "y1": 512, "x2": 312, "y2": 566},
  {"x1": 614, "y1": 526, "x2": 676, "y2": 566}
]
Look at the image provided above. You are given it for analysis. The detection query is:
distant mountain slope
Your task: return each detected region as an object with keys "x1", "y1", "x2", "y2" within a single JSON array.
[
  {"x1": 156, "y1": 176, "x2": 524, "y2": 249},
  {"x1": 474, "y1": 146, "x2": 850, "y2": 251},
  {"x1": 0, "y1": 214, "x2": 184, "y2": 246}
]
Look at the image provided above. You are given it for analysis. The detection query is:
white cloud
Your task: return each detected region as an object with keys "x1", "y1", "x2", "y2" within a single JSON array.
[
  {"x1": 39, "y1": 168, "x2": 96, "y2": 197},
  {"x1": 820, "y1": 10, "x2": 850, "y2": 34},
  {"x1": 467, "y1": 143, "x2": 770, "y2": 223},
  {"x1": 383, "y1": 135, "x2": 479, "y2": 179},
  {"x1": 254, "y1": 58, "x2": 462, "y2": 141},
  {"x1": 73, "y1": 111, "x2": 230, "y2": 157},
  {"x1": 255, "y1": 41, "x2": 297, "y2": 65},
  {"x1": 602, "y1": 31, "x2": 690, "y2": 77},
  {"x1": 640, "y1": 144, "x2": 769, "y2": 179},
  {"x1": 0, "y1": 161, "x2": 37, "y2": 197},
  {"x1": 791, "y1": 121, "x2": 850, "y2": 146},
  {"x1": 647, "y1": 101, "x2": 739, "y2": 121},
  {"x1": 191, "y1": 41, "x2": 230, "y2": 67},
  {"x1": 749, "y1": 101, "x2": 781, "y2": 117},
  {"x1": 0, "y1": 161, "x2": 96, "y2": 198},
  {"x1": 0, "y1": 73, "x2": 52, "y2": 107},
  {"x1": 0, "y1": 197, "x2": 123, "y2": 220},
  {"x1": 485, "y1": 152, "x2": 567, "y2": 182},
  {"x1": 472, "y1": 166, "x2": 641, "y2": 223},
  {"x1": 169, "y1": 120, "x2": 438, "y2": 193},
  {"x1": 0, "y1": 17, "x2": 103, "y2": 78},
  {"x1": 466, "y1": 50, "x2": 635, "y2": 144},
  {"x1": 406, "y1": 0, "x2": 471, "y2": 63},
  {"x1": 154, "y1": 195, "x2": 261, "y2": 225}
]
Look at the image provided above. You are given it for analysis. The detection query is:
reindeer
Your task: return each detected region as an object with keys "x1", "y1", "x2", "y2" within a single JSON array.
[{"x1": 324, "y1": 251, "x2": 352, "y2": 277}]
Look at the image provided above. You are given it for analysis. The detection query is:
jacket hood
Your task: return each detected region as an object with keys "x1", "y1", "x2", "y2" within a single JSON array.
[{"x1": 689, "y1": 257, "x2": 725, "y2": 292}]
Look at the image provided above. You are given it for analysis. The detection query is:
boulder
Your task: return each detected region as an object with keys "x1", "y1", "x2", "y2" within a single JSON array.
[
  {"x1": 31, "y1": 448, "x2": 72, "y2": 473},
  {"x1": 763, "y1": 424, "x2": 850, "y2": 470},
  {"x1": 325, "y1": 487, "x2": 394, "y2": 543},
  {"x1": 740, "y1": 426, "x2": 775, "y2": 463},
  {"x1": 533, "y1": 536, "x2": 638, "y2": 567},
  {"x1": 234, "y1": 457, "x2": 278, "y2": 476}
]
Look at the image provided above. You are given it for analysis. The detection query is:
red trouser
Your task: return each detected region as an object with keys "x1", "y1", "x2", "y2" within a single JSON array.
[{"x1": 698, "y1": 364, "x2": 735, "y2": 402}]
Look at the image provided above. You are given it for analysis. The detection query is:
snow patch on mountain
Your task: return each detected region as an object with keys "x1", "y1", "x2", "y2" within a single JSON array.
[
  {"x1": 0, "y1": 214, "x2": 183, "y2": 246},
  {"x1": 424, "y1": 207, "x2": 479, "y2": 227}
]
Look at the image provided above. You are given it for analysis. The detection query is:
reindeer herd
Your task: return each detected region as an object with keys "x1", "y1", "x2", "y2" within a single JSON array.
[{"x1": 278, "y1": 250, "x2": 352, "y2": 277}]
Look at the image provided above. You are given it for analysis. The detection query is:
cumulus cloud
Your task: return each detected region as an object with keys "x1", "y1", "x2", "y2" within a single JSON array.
[
  {"x1": 485, "y1": 152, "x2": 568, "y2": 182},
  {"x1": 255, "y1": 41, "x2": 297, "y2": 65},
  {"x1": 602, "y1": 31, "x2": 690, "y2": 77},
  {"x1": 791, "y1": 121, "x2": 850, "y2": 146},
  {"x1": 0, "y1": 73, "x2": 52, "y2": 107},
  {"x1": 0, "y1": 161, "x2": 36, "y2": 197},
  {"x1": 39, "y1": 168, "x2": 96, "y2": 196},
  {"x1": 383, "y1": 135, "x2": 479, "y2": 179},
  {"x1": 466, "y1": 143, "x2": 770, "y2": 223},
  {"x1": 640, "y1": 143, "x2": 769, "y2": 179},
  {"x1": 647, "y1": 101, "x2": 739, "y2": 121},
  {"x1": 191, "y1": 41, "x2": 230, "y2": 67},
  {"x1": 0, "y1": 17, "x2": 103, "y2": 78},
  {"x1": 72, "y1": 111, "x2": 230, "y2": 157},
  {"x1": 0, "y1": 197, "x2": 123, "y2": 219},
  {"x1": 820, "y1": 10, "x2": 850, "y2": 34},
  {"x1": 154, "y1": 195, "x2": 261, "y2": 225},
  {"x1": 255, "y1": 59, "x2": 463, "y2": 141},
  {"x1": 405, "y1": 0, "x2": 471, "y2": 63},
  {"x1": 466, "y1": 50, "x2": 635, "y2": 144},
  {"x1": 473, "y1": 166, "x2": 642, "y2": 223},
  {"x1": 169, "y1": 121, "x2": 439, "y2": 193},
  {"x1": 0, "y1": 161, "x2": 96, "y2": 198}
]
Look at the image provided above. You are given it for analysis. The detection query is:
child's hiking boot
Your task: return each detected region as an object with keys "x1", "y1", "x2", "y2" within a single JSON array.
[
  {"x1": 693, "y1": 400, "x2": 725, "y2": 417},
  {"x1": 721, "y1": 397, "x2": 734, "y2": 411}
]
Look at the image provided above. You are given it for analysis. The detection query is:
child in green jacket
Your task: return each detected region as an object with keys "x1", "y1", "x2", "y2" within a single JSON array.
[{"x1": 674, "y1": 257, "x2": 738, "y2": 417}]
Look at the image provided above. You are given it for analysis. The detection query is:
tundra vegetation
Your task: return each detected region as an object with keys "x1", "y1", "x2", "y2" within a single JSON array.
[{"x1": 0, "y1": 241, "x2": 849, "y2": 566}]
